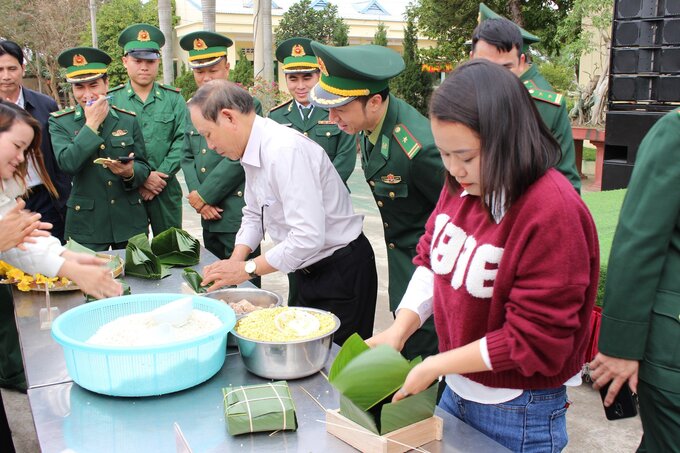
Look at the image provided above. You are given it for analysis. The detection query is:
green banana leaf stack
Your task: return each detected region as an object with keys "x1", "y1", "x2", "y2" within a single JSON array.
[
  {"x1": 223, "y1": 381, "x2": 297, "y2": 435},
  {"x1": 125, "y1": 228, "x2": 200, "y2": 279},
  {"x1": 328, "y1": 334, "x2": 438, "y2": 435}
]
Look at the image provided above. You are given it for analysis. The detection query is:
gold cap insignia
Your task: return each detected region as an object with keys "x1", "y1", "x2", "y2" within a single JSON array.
[
  {"x1": 112, "y1": 129, "x2": 128, "y2": 137},
  {"x1": 137, "y1": 30, "x2": 150, "y2": 42},
  {"x1": 291, "y1": 44, "x2": 305, "y2": 57},
  {"x1": 73, "y1": 54, "x2": 87, "y2": 66},
  {"x1": 317, "y1": 57, "x2": 328, "y2": 76},
  {"x1": 193, "y1": 38, "x2": 207, "y2": 51},
  {"x1": 381, "y1": 174, "x2": 402, "y2": 184}
]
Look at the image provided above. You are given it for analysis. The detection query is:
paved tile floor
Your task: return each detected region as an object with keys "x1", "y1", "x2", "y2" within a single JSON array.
[{"x1": 3, "y1": 159, "x2": 643, "y2": 452}]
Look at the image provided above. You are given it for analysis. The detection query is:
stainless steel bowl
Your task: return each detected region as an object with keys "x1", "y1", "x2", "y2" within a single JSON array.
[
  {"x1": 204, "y1": 288, "x2": 283, "y2": 346},
  {"x1": 231, "y1": 307, "x2": 341, "y2": 380}
]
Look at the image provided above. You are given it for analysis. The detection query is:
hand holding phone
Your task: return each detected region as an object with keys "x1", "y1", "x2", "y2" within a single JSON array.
[
  {"x1": 117, "y1": 156, "x2": 134, "y2": 163},
  {"x1": 599, "y1": 381, "x2": 638, "y2": 420}
]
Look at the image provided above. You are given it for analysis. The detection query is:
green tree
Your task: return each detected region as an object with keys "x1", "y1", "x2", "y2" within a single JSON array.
[
  {"x1": 231, "y1": 48, "x2": 254, "y2": 87},
  {"x1": 412, "y1": 0, "x2": 574, "y2": 65},
  {"x1": 391, "y1": 12, "x2": 433, "y2": 116},
  {"x1": 173, "y1": 64, "x2": 197, "y2": 100},
  {"x1": 85, "y1": 0, "x2": 161, "y2": 87},
  {"x1": 274, "y1": 0, "x2": 349, "y2": 46},
  {"x1": 372, "y1": 22, "x2": 388, "y2": 46}
]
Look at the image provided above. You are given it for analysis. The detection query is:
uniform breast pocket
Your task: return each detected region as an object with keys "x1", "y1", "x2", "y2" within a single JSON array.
[
  {"x1": 314, "y1": 126, "x2": 341, "y2": 156},
  {"x1": 66, "y1": 196, "x2": 95, "y2": 234},
  {"x1": 374, "y1": 182, "x2": 409, "y2": 206},
  {"x1": 646, "y1": 290, "x2": 680, "y2": 367},
  {"x1": 154, "y1": 113, "x2": 175, "y2": 140},
  {"x1": 110, "y1": 136, "x2": 135, "y2": 156}
]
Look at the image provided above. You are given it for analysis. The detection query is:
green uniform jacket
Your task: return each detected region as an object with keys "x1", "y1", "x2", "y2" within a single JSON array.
[
  {"x1": 268, "y1": 100, "x2": 356, "y2": 183},
  {"x1": 180, "y1": 98, "x2": 262, "y2": 235},
  {"x1": 49, "y1": 105, "x2": 151, "y2": 244},
  {"x1": 520, "y1": 65, "x2": 582, "y2": 193},
  {"x1": 598, "y1": 109, "x2": 680, "y2": 394},
  {"x1": 109, "y1": 81, "x2": 187, "y2": 231},
  {"x1": 361, "y1": 94, "x2": 445, "y2": 310}
]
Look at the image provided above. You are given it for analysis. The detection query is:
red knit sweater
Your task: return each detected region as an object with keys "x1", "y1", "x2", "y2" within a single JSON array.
[{"x1": 414, "y1": 169, "x2": 599, "y2": 389}]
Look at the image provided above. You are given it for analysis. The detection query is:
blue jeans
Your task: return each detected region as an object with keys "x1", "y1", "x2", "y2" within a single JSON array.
[{"x1": 439, "y1": 384, "x2": 569, "y2": 452}]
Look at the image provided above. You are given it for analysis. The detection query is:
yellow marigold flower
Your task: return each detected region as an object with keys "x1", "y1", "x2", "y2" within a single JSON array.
[
  {"x1": 17, "y1": 279, "x2": 32, "y2": 291},
  {"x1": 7, "y1": 268, "x2": 26, "y2": 281}
]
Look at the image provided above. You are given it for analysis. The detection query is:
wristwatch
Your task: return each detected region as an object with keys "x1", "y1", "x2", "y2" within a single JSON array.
[{"x1": 244, "y1": 260, "x2": 258, "y2": 279}]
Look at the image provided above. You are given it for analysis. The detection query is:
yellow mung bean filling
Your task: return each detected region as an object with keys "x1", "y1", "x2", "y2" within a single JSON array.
[{"x1": 234, "y1": 307, "x2": 336, "y2": 341}]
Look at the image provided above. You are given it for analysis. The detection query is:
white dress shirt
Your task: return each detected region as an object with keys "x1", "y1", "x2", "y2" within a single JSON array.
[{"x1": 235, "y1": 115, "x2": 363, "y2": 274}]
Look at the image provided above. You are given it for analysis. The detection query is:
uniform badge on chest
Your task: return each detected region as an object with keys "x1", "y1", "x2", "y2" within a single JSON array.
[
  {"x1": 112, "y1": 129, "x2": 128, "y2": 137},
  {"x1": 381, "y1": 174, "x2": 401, "y2": 184}
]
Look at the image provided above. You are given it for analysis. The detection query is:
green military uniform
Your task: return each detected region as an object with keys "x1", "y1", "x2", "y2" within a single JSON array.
[
  {"x1": 598, "y1": 109, "x2": 680, "y2": 451},
  {"x1": 110, "y1": 24, "x2": 186, "y2": 236},
  {"x1": 50, "y1": 47, "x2": 151, "y2": 251},
  {"x1": 478, "y1": 3, "x2": 581, "y2": 193},
  {"x1": 178, "y1": 31, "x2": 261, "y2": 280},
  {"x1": 270, "y1": 38, "x2": 356, "y2": 183},
  {"x1": 310, "y1": 42, "x2": 445, "y2": 360}
]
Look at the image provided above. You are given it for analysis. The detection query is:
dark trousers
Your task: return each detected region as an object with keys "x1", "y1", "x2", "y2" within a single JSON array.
[
  {"x1": 293, "y1": 233, "x2": 377, "y2": 346},
  {"x1": 0, "y1": 390, "x2": 15, "y2": 453},
  {"x1": 76, "y1": 241, "x2": 130, "y2": 252},
  {"x1": 637, "y1": 379, "x2": 680, "y2": 453},
  {"x1": 25, "y1": 184, "x2": 67, "y2": 244},
  {"x1": 0, "y1": 285, "x2": 24, "y2": 390},
  {"x1": 203, "y1": 231, "x2": 261, "y2": 288}
]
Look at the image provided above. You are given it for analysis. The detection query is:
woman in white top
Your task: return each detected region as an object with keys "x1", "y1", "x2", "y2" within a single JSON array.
[{"x1": 0, "y1": 100, "x2": 122, "y2": 394}]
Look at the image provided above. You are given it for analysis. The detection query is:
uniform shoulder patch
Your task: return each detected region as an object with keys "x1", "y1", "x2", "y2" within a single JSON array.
[
  {"x1": 107, "y1": 84, "x2": 126, "y2": 94},
  {"x1": 159, "y1": 83, "x2": 181, "y2": 93},
  {"x1": 269, "y1": 99, "x2": 292, "y2": 114},
  {"x1": 111, "y1": 105, "x2": 137, "y2": 116},
  {"x1": 49, "y1": 106, "x2": 75, "y2": 118},
  {"x1": 523, "y1": 80, "x2": 563, "y2": 106},
  {"x1": 393, "y1": 123, "x2": 421, "y2": 159}
]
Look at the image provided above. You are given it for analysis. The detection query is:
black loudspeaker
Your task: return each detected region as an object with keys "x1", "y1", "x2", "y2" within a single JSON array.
[
  {"x1": 615, "y1": 0, "x2": 661, "y2": 18},
  {"x1": 666, "y1": 0, "x2": 680, "y2": 15},
  {"x1": 662, "y1": 18, "x2": 680, "y2": 44},
  {"x1": 610, "y1": 75, "x2": 656, "y2": 101},
  {"x1": 657, "y1": 76, "x2": 680, "y2": 101},
  {"x1": 612, "y1": 48, "x2": 659, "y2": 73},
  {"x1": 602, "y1": 110, "x2": 664, "y2": 190}
]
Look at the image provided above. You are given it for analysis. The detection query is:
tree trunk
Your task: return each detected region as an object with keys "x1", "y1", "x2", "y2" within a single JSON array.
[
  {"x1": 507, "y1": 0, "x2": 524, "y2": 27},
  {"x1": 201, "y1": 0, "x2": 216, "y2": 32},
  {"x1": 158, "y1": 0, "x2": 174, "y2": 85},
  {"x1": 89, "y1": 0, "x2": 98, "y2": 47}
]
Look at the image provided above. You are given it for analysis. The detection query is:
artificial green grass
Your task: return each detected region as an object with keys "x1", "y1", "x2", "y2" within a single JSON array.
[{"x1": 582, "y1": 189, "x2": 627, "y2": 305}]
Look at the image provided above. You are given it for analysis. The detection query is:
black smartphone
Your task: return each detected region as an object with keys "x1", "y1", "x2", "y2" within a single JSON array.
[
  {"x1": 599, "y1": 381, "x2": 638, "y2": 420},
  {"x1": 117, "y1": 156, "x2": 135, "y2": 163}
]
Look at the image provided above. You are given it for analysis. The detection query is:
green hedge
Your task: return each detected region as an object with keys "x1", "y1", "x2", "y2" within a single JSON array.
[{"x1": 582, "y1": 189, "x2": 627, "y2": 306}]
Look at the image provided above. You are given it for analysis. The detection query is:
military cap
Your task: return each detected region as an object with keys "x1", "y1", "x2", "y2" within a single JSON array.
[
  {"x1": 57, "y1": 47, "x2": 111, "y2": 83},
  {"x1": 275, "y1": 37, "x2": 319, "y2": 74},
  {"x1": 118, "y1": 23, "x2": 165, "y2": 60},
  {"x1": 478, "y1": 3, "x2": 540, "y2": 52},
  {"x1": 179, "y1": 31, "x2": 233, "y2": 69},
  {"x1": 309, "y1": 42, "x2": 405, "y2": 108}
]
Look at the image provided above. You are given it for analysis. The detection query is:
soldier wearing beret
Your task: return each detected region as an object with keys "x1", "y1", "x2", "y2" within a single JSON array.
[
  {"x1": 309, "y1": 42, "x2": 445, "y2": 360},
  {"x1": 49, "y1": 47, "x2": 152, "y2": 250},
  {"x1": 109, "y1": 23, "x2": 187, "y2": 235},
  {"x1": 178, "y1": 31, "x2": 260, "y2": 284},
  {"x1": 471, "y1": 4, "x2": 581, "y2": 192},
  {"x1": 271, "y1": 37, "x2": 356, "y2": 304}
]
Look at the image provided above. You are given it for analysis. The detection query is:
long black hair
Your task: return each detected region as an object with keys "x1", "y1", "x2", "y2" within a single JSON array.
[{"x1": 429, "y1": 59, "x2": 560, "y2": 218}]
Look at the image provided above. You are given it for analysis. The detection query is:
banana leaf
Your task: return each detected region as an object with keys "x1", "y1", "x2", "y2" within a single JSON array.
[
  {"x1": 182, "y1": 268, "x2": 207, "y2": 294},
  {"x1": 125, "y1": 233, "x2": 170, "y2": 279},
  {"x1": 151, "y1": 227, "x2": 200, "y2": 267},
  {"x1": 65, "y1": 238, "x2": 96, "y2": 255},
  {"x1": 329, "y1": 334, "x2": 437, "y2": 435},
  {"x1": 328, "y1": 333, "x2": 370, "y2": 381}
]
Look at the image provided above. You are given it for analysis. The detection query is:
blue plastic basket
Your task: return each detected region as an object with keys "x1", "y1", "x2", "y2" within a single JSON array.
[{"x1": 51, "y1": 294, "x2": 236, "y2": 397}]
